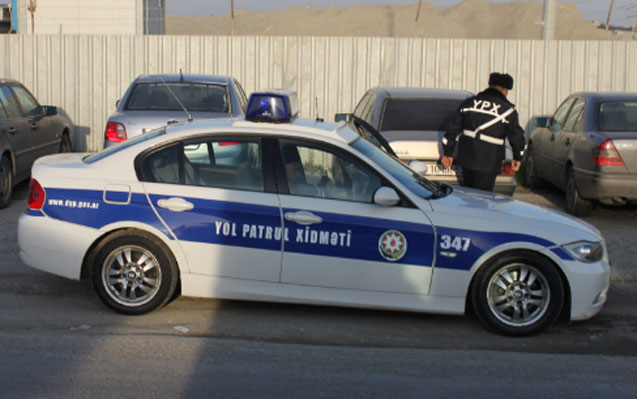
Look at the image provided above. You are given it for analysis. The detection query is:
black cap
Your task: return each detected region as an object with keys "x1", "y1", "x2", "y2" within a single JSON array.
[{"x1": 488, "y1": 72, "x2": 514, "y2": 90}]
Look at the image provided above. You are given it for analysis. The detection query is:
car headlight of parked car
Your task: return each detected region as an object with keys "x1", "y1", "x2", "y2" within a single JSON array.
[{"x1": 563, "y1": 241, "x2": 604, "y2": 262}]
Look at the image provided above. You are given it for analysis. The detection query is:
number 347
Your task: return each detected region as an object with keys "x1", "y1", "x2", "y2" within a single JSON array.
[{"x1": 439, "y1": 235, "x2": 471, "y2": 251}]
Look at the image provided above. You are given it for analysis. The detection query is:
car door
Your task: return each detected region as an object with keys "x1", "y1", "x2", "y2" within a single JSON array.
[
  {"x1": 139, "y1": 135, "x2": 283, "y2": 282},
  {"x1": 541, "y1": 97, "x2": 577, "y2": 184},
  {"x1": 10, "y1": 83, "x2": 60, "y2": 160},
  {"x1": 555, "y1": 98, "x2": 585, "y2": 186},
  {"x1": 0, "y1": 85, "x2": 33, "y2": 178},
  {"x1": 275, "y1": 138, "x2": 435, "y2": 295}
]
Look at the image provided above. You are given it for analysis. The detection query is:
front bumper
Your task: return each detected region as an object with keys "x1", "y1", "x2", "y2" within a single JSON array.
[{"x1": 559, "y1": 256, "x2": 611, "y2": 321}]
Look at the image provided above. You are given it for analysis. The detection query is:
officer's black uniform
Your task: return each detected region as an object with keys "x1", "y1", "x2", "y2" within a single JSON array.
[{"x1": 442, "y1": 73, "x2": 525, "y2": 192}]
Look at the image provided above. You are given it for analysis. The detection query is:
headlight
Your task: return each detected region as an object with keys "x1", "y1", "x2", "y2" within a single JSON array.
[{"x1": 562, "y1": 241, "x2": 604, "y2": 263}]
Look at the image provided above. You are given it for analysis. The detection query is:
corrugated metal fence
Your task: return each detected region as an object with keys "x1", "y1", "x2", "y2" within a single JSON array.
[{"x1": 1, "y1": 34, "x2": 636, "y2": 151}]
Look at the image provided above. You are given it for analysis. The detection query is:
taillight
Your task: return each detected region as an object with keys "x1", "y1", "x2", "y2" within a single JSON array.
[
  {"x1": 594, "y1": 139, "x2": 624, "y2": 166},
  {"x1": 105, "y1": 122, "x2": 127, "y2": 142},
  {"x1": 501, "y1": 161, "x2": 514, "y2": 176},
  {"x1": 28, "y1": 179, "x2": 45, "y2": 210}
]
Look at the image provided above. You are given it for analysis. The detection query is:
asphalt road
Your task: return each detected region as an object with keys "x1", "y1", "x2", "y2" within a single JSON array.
[{"x1": 1, "y1": 181, "x2": 636, "y2": 397}]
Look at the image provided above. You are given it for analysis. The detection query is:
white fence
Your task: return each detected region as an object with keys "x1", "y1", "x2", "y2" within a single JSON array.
[{"x1": 1, "y1": 34, "x2": 636, "y2": 151}]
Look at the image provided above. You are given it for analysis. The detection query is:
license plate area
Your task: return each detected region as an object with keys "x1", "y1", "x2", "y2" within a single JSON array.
[{"x1": 422, "y1": 162, "x2": 458, "y2": 176}]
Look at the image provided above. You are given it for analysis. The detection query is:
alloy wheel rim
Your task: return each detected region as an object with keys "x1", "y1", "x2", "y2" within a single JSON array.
[
  {"x1": 487, "y1": 263, "x2": 550, "y2": 327},
  {"x1": 101, "y1": 245, "x2": 162, "y2": 307}
]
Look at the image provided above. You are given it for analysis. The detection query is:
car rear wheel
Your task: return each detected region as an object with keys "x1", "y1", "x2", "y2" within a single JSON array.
[
  {"x1": 91, "y1": 231, "x2": 178, "y2": 315},
  {"x1": 471, "y1": 251, "x2": 564, "y2": 336},
  {"x1": 59, "y1": 134, "x2": 72, "y2": 153},
  {"x1": 0, "y1": 156, "x2": 13, "y2": 209},
  {"x1": 565, "y1": 167, "x2": 592, "y2": 216},
  {"x1": 523, "y1": 144, "x2": 540, "y2": 188}
]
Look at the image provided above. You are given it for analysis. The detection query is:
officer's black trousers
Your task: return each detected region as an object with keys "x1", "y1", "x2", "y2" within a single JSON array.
[{"x1": 460, "y1": 167, "x2": 498, "y2": 192}]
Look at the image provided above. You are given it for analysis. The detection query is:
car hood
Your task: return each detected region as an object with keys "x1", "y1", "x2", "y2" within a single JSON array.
[{"x1": 429, "y1": 186, "x2": 602, "y2": 243}]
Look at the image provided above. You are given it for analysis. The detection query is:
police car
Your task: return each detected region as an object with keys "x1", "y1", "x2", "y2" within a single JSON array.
[{"x1": 18, "y1": 91, "x2": 610, "y2": 336}]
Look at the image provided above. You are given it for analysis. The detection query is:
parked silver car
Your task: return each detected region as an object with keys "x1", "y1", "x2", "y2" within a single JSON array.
[
  {"x1": 524, "y1": 92, "x2": 637, "y2": 216},
  {"x1": 0, "y1": 78, "x2": 72, "y2": 208},
  {"x1": 104, "y1": 73, "x2": 249, "y2": 147},
  {"x1": 338, "y1": 87, "x2": 517, "y2": 195}
]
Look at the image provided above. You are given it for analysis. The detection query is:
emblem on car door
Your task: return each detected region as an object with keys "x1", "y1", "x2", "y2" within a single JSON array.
[{"x1": 378, "y1": 230, "x2": 407, "y2": 261}]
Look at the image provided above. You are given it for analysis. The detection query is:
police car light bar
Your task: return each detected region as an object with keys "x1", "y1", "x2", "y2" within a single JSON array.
[{"x1": 246, "y1": 90, "x2": 299, "y2": 123}]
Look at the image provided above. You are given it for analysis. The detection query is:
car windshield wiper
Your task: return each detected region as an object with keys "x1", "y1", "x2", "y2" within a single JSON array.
[{"x1": 412, "y1": 172, "x2": 448, "y2": 199}]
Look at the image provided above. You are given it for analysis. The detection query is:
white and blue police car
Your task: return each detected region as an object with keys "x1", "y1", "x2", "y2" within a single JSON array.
[{"x1": 18, "y1": 91, "x2": 610, "y2": 336}]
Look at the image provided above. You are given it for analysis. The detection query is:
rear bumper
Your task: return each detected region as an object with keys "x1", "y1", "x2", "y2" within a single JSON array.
[
  {"x1": 576, "y1": 170, "x2": 637, "y2": 200},
  {"x1": 18, "y1": 212, "x2": 98, "y2": 280}
]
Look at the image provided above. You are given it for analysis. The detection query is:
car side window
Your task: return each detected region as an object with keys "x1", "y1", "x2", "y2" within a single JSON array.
[
  {"x1": 0, "y1": 86, "x2": 24, "y2": 119},
  {"x1": 11, "y1": 84, "x2": 40, "y2": 117},
  {"x1": 234, "y1": 80, "x2": 248, "y2": 112},
  {"x1": 353, "y1": 92, "x2": 375, "y2": 124},
  {"x1": 143, "y1": 138, "x2": 264, "y2": 191},
  {"x1": 564, "y1": 98, "x2": 585, "y2": 132},
  {"x1": 0, "y1": 95, "x2": 8, "y2": 120},
  {"x1": 279, "y1": 139, "x2": 382, "y2": 203},
  {"x1": 551, "y1": 97, "x2": 576, "y2": 130}
]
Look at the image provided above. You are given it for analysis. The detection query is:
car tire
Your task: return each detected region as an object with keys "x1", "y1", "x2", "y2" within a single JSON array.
[
  {"x1": 565, "y1": 166, "x2": 592, "y2": 217},
  {"x1": 59, "y1": 134, "x2": 72, "y2": 153},
  {"x1": 91, "y1": 231, "x2": 179, "y2": 315},
  {"x1": 0, "y1": 156, "x2": 13, "y2": 209},
  {"x1": 523, "y1": 144, "x2": 540, "y2": 188},
  {"x1": 471, "y1": 251, "x2": 564, "y2": 336}
]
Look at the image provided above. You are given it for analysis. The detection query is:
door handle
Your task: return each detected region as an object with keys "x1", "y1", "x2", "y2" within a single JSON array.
[
  {"x1": 284, "y1": 211, "x2": 323, "y2": 225},
  {"x1": 30, "y1": 123, "x2": 38, "y2": 130},
  {"x1": 565, "y1": 138, "x2": 571, "y2": 146},
  {"x1": 157, "y1": 197, "x2": 194, "y2": 212},
  {"x1": 550, "y1": 135, "x2": 555, "y2": 142},
  {"x1": 7, "y1": 127, "x2": 16, "y2": 134}
]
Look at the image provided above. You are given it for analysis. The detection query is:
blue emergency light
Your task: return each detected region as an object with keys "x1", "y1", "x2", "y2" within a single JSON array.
[{"x1": 246, "y1": 90, "x2": 299, "y2": 123}]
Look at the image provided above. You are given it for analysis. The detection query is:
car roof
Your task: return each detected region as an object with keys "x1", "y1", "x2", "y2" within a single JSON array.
[
  {"x1": 133, "y1": 74, "x2": 232, "y2": 85},
  {"x1": 0, "y1": 78, "x2": 21, "y2": 85},
  {"x1": 573, "y1": 92, "x2": 637, "y2": 102},
  {"x1": 372, "y1": 87, "x2": 473, "y2": 99},
  {"x1": 160, "y1": 117, "x2": 357, "y2": 146}
]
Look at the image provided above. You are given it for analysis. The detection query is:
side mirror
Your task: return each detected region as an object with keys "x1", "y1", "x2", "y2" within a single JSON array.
[
  {"x1": 373, "y1": 186, "x2": 400, "y2": 207},
  {"x1": 408, "y1": 160, "x2": 428, "y2": 174},
  {"x1": 334, "y1": 113, "x2": 352, "y2": 123},
  {"x1": 42, "y1": 106, "x2": 58, "y2": 116}
]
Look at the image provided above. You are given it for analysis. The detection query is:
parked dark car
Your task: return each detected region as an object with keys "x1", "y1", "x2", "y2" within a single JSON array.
[
  {"x1": 104, "y1": 73, "x2": 249, "y2": 148},
  {"x1": 0, "y1": 79, "x2": 72, "y2": 208},
  {"x1": 524, "y1": 92, "x2": 637, "y2": 216},
  {"x1": 337, "y1": 87, "x2": 517, "y2": 195}
]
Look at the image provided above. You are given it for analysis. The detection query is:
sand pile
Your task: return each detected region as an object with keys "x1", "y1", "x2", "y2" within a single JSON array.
[{"x1": 166, "y1": 0, "x2": 617, "y2": 40}]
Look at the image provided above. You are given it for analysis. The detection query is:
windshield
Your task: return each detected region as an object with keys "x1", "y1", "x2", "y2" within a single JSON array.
[
  {"x1": 380, "y1": 99, "x2": 463, "y2": 132},
  {"x1": 351, "y1": 138, "x2": 443, "y2": 199},
  {"x1": 84, "y1": 128, "x2": 166, "y2": 164},
  {"x1": 125, "y1": 82, "x2": 229, "y2": 113},
  {"x1": 598, "y1": 101, "x2": 637, "y2": 131}
]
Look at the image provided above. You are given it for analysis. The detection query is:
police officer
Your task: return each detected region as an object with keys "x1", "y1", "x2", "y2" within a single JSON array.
[{"x1": 441, "y1": 72, "x2": 525, "y2": 192}]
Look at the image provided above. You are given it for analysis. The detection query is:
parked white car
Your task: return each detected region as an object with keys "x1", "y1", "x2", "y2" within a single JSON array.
[{"x1": 19, "y1": 92, "x2": 609, "y2": 336}]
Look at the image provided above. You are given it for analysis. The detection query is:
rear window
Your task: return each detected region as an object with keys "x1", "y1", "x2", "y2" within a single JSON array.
[
  {"x1": 125, "y1": 82, "x2": 229, "y2": 113},
  {"x1": 380, "y1": 99, "x2": 463, "y2": 132},
  {"x1": 598, "y1": 101, "x2": 637, "y2": 131},
  {"x1": 83, "y1": 128, "x2": 166, "y2": 164}
]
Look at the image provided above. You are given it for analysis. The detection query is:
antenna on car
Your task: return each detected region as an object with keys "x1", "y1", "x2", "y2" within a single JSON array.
[
  {"x1": 315, "y1": 97, "x2": 324, "y2": 122},
  {"x1": 179, "y1": 68, "x2": 184, "y2": 83},
  {"x1": 158, "y1": 74, "x2": 193, "y2": 122}
]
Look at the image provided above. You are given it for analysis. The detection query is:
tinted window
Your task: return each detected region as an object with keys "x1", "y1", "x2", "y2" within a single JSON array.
[
  {"x1": 0, "y1": 86, "x2": 23, "y2": 119},
  {"x1": 279, "y1": 140, "x2": 382, "y2": 202},
  {"x1": 125, "y1": 82, "x2": 229, "y2": 113},
  {"x1": 598, "y1": 101, "x2": 637, "y2": 131},
  {"x1": 11, "y1": 84, "x2": 40, "y2": 117},
  {"x1": 353, "y1": 92, "x2": 373, "y2": 119},
  {"x1": 380, "y1": 99, "x2": 463, "y2": 132},
  {"x1": 234, "y1": 80, "x2": 248, "y2": 112},
  {"x1": 144, "y1": 138, "x2": 264, "y2": 191}
]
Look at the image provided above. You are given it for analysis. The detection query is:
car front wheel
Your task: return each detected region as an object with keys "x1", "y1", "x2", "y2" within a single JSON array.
[
  {"x1": 91, "y1": 231, "x2": 178, "y2": 315},
  {"x1": 523, "y1": 144, "x2": 540, "y2": 188},
  {"x1": 0, "y1": 156, "x2": 13, "y2": 209},
  {"x1": 471, "y1": 251, "x2": 564, "y2": 336}
]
